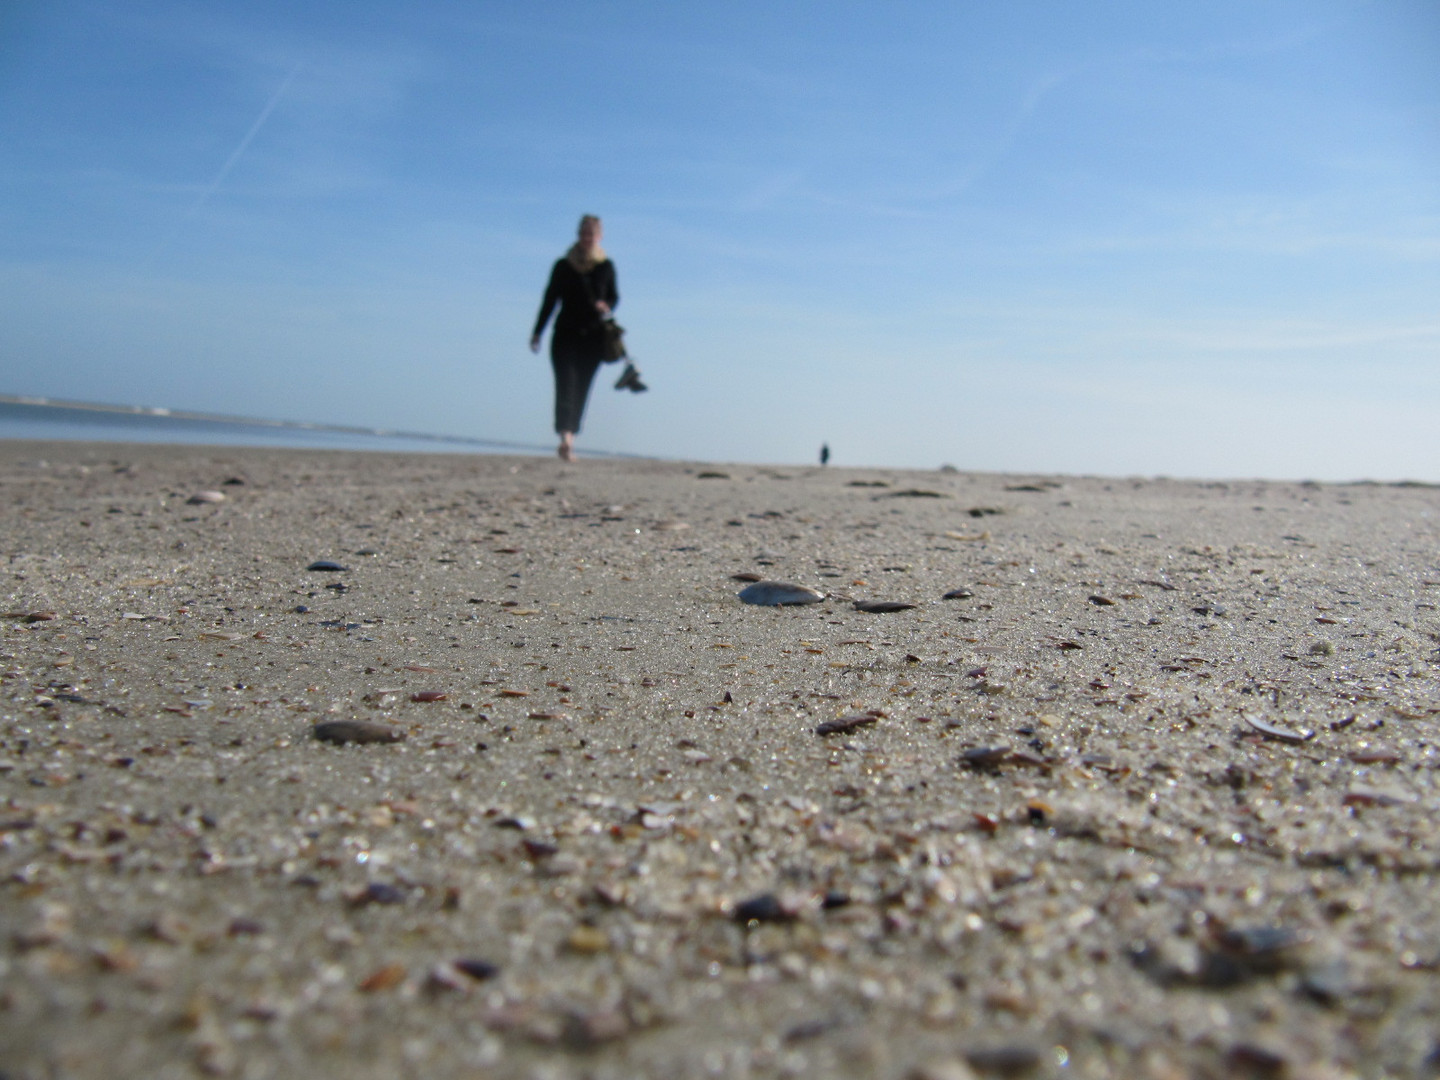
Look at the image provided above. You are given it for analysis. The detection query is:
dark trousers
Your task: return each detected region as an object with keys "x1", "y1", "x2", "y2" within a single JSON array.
[{"x1": 550, "y1": 338, "x2": 603, "y2": 435}]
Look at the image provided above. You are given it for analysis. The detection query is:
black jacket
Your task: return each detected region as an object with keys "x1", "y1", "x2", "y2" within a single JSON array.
[{"x1": 533, "y1": 258, "x2": 619, "y2": 341}]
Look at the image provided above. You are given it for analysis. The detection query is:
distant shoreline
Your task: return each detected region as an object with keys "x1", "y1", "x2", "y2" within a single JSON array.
[{"x1": 0, "y1": 393, "x2": 647, "y2": 459}]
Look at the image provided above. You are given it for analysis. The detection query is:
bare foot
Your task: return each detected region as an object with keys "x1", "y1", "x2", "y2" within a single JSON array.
[{"x1": 557, "y1": 440, "x2": 575, "y2": 463}]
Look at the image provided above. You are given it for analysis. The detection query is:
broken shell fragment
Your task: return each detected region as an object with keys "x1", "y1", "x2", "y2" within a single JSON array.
[
  {"x1": 853, "y1": 600, "x2": 917, "y2": 613},
  {"x1": 306, "y1": 560, "x2": 349, "y2": 572},
  {"x1": 738, "y1": 581, "x2": 825, "y2": 606},
  {"x1": 185, "y1": 490, "x2": 226, "y2": 505}
]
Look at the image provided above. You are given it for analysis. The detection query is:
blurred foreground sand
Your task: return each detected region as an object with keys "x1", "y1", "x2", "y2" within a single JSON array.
[{"x1": 2, "y1": 441, "x2": 1439, "y2": 1079}]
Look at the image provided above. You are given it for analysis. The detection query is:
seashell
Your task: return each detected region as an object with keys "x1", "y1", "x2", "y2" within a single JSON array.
[
  {"x1": 306, "y1": 560, "x2": 349, "y2": 572},
  {"x1": 1242, "y1": 712, "x2": 1314, "y2": 743},
  {"x1": 186, "y1": 490, "x2": 226, "y2": 504},
  {"x1": 942, "y1": 588, "x2": 974, "y2": 599},
  {"x1": 738, "y1": 581, "x2": 825, "y2": 606},
  {"x1": 853, "y1": 600, "x2": 916, "y2": 613},
  {"x1": 313, "y1": 720, "x2": 405, "y2": 745},
  {"x1": 961, "y1": 744, "x2": 1012, "y2": 766}
]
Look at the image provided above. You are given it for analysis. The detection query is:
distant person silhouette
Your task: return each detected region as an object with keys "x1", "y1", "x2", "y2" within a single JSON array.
[
  {"x1": 530, "y1": 215, "x2": 625, "y2": 462},
  {"x1": 820, "y1": 443, "x2": 830, "y2": 466}
]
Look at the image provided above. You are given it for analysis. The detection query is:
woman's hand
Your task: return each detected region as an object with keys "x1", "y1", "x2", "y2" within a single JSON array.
[
  {"x1": 529, "y1": 334, "x2": 541, "y2": 353},
  {"x1": 594, "y1": 301, "x2": 610, "y2": 317}
]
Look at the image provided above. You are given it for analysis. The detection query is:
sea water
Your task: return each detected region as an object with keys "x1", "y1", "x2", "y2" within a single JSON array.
[{"x1": 0, "y1": 400, "x2": 547, "y2": 455}]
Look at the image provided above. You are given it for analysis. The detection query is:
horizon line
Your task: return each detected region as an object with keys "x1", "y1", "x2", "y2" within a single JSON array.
[{"x1": 0, "y1": 393, "x2": 655, "y2": 461}]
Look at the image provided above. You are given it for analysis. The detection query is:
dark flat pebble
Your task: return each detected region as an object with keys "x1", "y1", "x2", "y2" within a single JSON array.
[
  {"x1": 961, "y1": 744, "x2": 1013, "y2": 766},
  {"x1": 738, "y1": 581, "x2": 825, "y2": 606},
  {"x1": 454, "y1": 958, "x2": 500, "y2": 981},
  {"x1": 351, "y1": 882, "x2": 406, "y2": 906},
  {"x1": 816, "y1": 714, "x2": 878, "y2": 736},
  {"x1": 313, "y1": 720, "x2": 405, "y2": 745},
  {"x1": 734, "y1": 893, "x2": 793, "y2": 924},
  {"x1": 853, "y1": 600, "x2": 916, "y2": 613}
]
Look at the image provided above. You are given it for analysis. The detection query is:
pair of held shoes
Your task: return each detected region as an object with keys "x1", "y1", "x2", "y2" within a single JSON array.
[{"x1": 614, "y1": 363, "x2": 647, "y2": 393}]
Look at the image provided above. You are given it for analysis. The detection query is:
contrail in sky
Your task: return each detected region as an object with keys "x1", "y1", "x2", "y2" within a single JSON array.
[{"x1": 143, "y1": 62, "x2": 303, "y2": 268}]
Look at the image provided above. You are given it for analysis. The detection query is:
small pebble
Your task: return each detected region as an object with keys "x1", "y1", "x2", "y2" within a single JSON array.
[
  {"x1": 306, "y1": 560, "x2": 349, "y2": 572},
  {"x1": 566, "y1": 925, "x2": 609, "y2": 953},
  {"x1": 358, "y1": 963, "x2": 406, "y2": 992}
]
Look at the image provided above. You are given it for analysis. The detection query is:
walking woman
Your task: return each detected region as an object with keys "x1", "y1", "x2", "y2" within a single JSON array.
[{"x1": 530, "y1": 214, "x2": 618, "y2": 462}]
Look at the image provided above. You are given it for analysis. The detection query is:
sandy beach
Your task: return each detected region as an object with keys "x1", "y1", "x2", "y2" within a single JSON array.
[{"x1": 2, "y1": 440, "x2": 1439, "y2": 1079}]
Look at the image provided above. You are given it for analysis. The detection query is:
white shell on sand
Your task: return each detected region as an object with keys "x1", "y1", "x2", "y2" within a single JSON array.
[
  {"x1": 186, "y1": 490, "x2": 226, "y2": 504},
  {"x1": 737, "y1": 581, "x2": 825, "y2": 606}
]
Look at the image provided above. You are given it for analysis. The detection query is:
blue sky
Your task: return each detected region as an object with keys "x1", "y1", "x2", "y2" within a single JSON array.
[{"x1": 1, "y1": 1, "x2": 1437, "y2": 478}]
